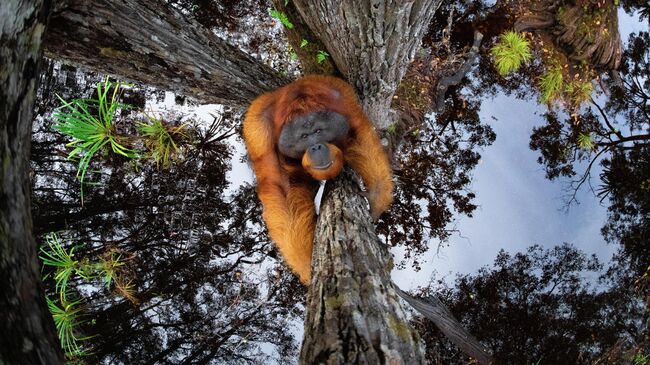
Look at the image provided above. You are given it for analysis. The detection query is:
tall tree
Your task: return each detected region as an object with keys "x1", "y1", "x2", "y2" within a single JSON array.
[
  {"x1": 44, "y1": 0, "x2": 287, "y2": 106},
  {"x1": 530, "y1": 31, "x2": 650, "y2": 274},
  {"x1": 0, "y1": 0, "x2": 65, "y2": 363},
  {"x1": 289, "y1": 2, "x2": 449, "y2": 363}
]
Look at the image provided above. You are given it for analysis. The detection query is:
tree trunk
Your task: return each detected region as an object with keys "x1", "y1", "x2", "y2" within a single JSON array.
[
  {"x1": 514, "y1": 0, "x2": 622, "y2": 70},
  {"x1": 0, "y1": 1, "x2": 64, "y2": 364},
  {"x1": 44, "y1": 0, "x2": 288, "y2": 108},
  {"x1": 293, "y1": 2, "x2": 444, "y2": 362},
  {"x1": 292, "y1": 0, "x2": 442, "y2": 128},
  {"x1": 300, "y1": 169, "x2": 426, "y2": 364}
]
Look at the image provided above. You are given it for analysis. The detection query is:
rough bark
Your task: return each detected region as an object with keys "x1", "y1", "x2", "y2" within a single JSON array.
[
  {"x1": 515, "y1": 0, "x2": 621, "y2": 70},
  {"x1": 270, "y1": 0, "x2": 337, "y2": 75},
  {"x1": 292, "y1": 2, "x2": 488, "y2": 362},
  {"x1": 44, "y1": 0, "x2": 288, "y2": 108},
  {"x1": 0, "y1": 1, "x2": 65, "y2": 364},
  {"x1": 300, "y1": 169, "x2": 426, "y2": 364},
  {"x1": 292, "y1": 0, "x2": 443, "y2": 128}
]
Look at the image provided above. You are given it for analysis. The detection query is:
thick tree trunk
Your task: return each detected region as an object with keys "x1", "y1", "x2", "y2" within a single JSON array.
[
  {"x1": 292, "y1": 0, "x2": 442, "y2": 128},
  {"x1": 0, "y1": 1, "x2": 64, "y2": 364},
  {"x1": 290, "y1": 2, "x2": 446, "y2": 362},
  {"x1": 295, "y1": 2, "x2": 445, "y2": 363},
  {"x1": 44, "y1": 0, "x2": 288, "y2": 107},
  {"x1": 300, "y1": 169, "x2": 426, "y2": 364}
]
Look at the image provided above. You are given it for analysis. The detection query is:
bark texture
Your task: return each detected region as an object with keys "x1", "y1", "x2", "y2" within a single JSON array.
[
  {"x1": 300, "y1": 169, "x2": 426, "y2": 365},
  {"x1": 292, "y1": 0, "x2": 443, "y2": 128},
  {"x1": 0, "y1": 0, "x2": 65, "y2": 363},
  {"x1": 271, "y1": 0, "x2": 337, "y2": 75},
  {"x1": 44, "y1": 0, "x2": 288, "y2": 108},
  {"x1": 515, "y1": 0, "x2": 621, "y2": 70}
]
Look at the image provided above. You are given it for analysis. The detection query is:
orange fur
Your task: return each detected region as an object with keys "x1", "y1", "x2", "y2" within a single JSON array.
[
  {"x1": 243, "y1": 75, "x2": 393, "y2": 283},
  {"x1": 302, "y1": 144, "x2": 344, "y2": 181}
]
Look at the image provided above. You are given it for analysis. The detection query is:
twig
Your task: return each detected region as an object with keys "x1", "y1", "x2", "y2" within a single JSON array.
[
  {"x1": 442, "y1": 4, "x2": 456, "y2": 53},
  {"x1": 566, "y1": 147, "x2": 608, "y2": 206},
  {"x1": 433, "y1": 31, "x2": 484, "y2": 112}
]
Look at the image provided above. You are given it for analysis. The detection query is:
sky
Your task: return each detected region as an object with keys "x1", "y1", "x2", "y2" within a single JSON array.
[
  {"x1": 392, "y1": 96, "x2": 615, "y2": 289},
  {"x1": 393, "y1": 9, "x2": 649, "y2": 290}
]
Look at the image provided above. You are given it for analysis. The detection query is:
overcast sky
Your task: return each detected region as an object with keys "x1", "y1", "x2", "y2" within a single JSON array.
[{"x1": 392, "y1": 96, "x2": 615, "y2": 289}]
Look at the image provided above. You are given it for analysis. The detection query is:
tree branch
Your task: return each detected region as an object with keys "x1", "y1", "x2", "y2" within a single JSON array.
[
  {"x1": 44, "y1": 0, "x2": 289, "y2": 108},
  {"x1": 590, "y1": 97, "x2": 624, "y2": 140},
  {"x1": 394, "y1": 287, "x2": 493, "y2": 365},
  {"x1": 599, "y1": 133, "x2": 650, "y2": 147},
  {"x1": 433, "y1": 31, "x2": 484, "y2": 112},
  {"x1": 566, "y1": 147, "x2": 609, "y2": 206}
]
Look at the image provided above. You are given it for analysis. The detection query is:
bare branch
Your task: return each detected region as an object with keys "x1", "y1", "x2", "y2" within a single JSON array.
[{"x1": 433, "y1": 31, "x2": 484, "y2": 112}]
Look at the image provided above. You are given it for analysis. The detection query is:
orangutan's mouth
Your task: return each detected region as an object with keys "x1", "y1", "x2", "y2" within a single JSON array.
[{"x1": 312, "y1": 161, "x2": 333, "y2": 170}]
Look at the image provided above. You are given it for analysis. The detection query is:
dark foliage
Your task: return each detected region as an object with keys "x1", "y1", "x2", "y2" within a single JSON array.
[
  {"x1": 408, "y1": 4, "x2": 649, "y2": 362},
  {"x1": 31, "y1": 61, "x2": 304, "y2": 364},
  {"x1": 620, "y1": 0, "x2": 650, "y2": 23},
  {"x1": 529, "y1": 31, "x2": 650, "y2": 274},
  {"x1": 413, "y1": 244, "x2": 647, "y2": 364},
  {"x1": 601, "y1": 146, "x2": 650, "y2": 275},
  {"x1": 380, "y1": 92, "x2": 495, "y2": 269},
  {"x1": 599, "y1": 33, "x2": 650, "y2": 274}
]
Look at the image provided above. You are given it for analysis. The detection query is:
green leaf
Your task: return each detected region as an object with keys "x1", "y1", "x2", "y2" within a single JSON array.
[
  {"x1": 539, "y1": 69, "x2": 564, "y2": 104},
  {"x1": 138, "y1": 114, "x2": 187, "y2": 169},
  {"x1": 269, "y1": 9, "x2": 294, "y2": 29},
  {"x1": 53, "y1": 78, "x2": 138, "y2": 202},
  {"x1": 316, "y1": 50, "x2": 329, "y2": 64},
  {"x1": 491, "y1": 31, "x2": 532, "y2": 76},
  {"x1": 46, "y1": 295, "x2": 92, "y2": 357},
  {"x1": 39, "y1": 234, "x2": 80, "y2": 299},
  {"x1": 577, "y1": 132, "x2": 595, "y2": 151}
]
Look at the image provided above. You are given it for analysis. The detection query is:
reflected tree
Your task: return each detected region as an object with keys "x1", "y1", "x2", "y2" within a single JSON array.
[{"x1": 530, "y1": 31, "x2": 650, "y2": 274}]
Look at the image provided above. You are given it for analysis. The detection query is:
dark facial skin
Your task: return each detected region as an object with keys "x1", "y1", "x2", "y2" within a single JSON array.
[
  {"x1": 278, "y1": 111, "x2": 349, "y2": 166},
  {"x1": 305, "y1": 143, "x2": 331, "y2": 169}
]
